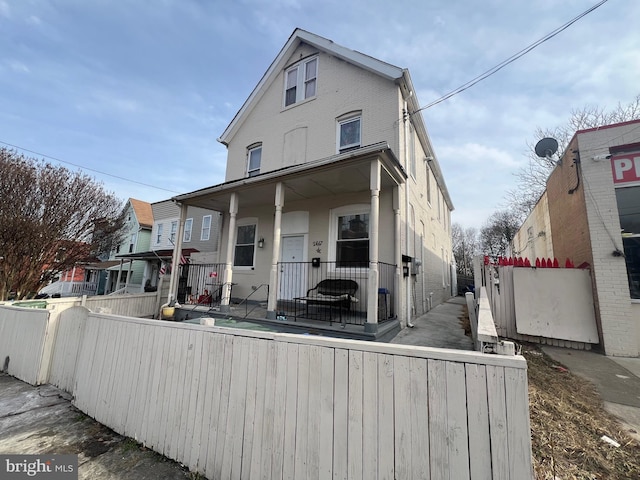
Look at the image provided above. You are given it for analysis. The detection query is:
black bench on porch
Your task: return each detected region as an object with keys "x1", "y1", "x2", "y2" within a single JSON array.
[{"x1": 294, "y1": 279, "x2": 358, "y2": 326}]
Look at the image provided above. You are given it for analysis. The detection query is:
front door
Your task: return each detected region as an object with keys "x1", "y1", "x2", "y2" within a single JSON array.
[{"x1": 279, "y1": 235, "x2": 306, "y2": 300}]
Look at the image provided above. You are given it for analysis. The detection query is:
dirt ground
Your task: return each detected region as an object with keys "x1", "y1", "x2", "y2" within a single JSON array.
[
  {"x1": 458, "y1": 305, "x2": 640, "y2": 479},
  {"x1": 524, "y1": 346, "x2": 640, "y2": 480}
]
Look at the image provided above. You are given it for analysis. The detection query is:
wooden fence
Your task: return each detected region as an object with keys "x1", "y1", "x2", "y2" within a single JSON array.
[
  {"x1": 474, "y1": 256, "x2": 598, "y2": 349},
  {"x1": 1, "y1": 301, "x2": 534, "y2": 479}
]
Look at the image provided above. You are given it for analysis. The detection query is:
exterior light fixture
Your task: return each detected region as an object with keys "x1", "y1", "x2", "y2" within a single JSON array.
[{"x1": 258, "y1": 237, "x2": 265, "y2": 248}]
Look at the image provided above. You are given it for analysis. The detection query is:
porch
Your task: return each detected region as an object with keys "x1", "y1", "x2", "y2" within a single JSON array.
[{"x1": 175, "y1": 260, "x2": 400, "y2": 341}]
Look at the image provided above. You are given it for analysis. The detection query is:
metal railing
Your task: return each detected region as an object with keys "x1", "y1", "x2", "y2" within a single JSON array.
[
  {"x1": 177, "y1": 263, "x2": 226, "y2": 307},
  {"x1": 276, "y1": 260, "x2": 396, "y2": 325}
]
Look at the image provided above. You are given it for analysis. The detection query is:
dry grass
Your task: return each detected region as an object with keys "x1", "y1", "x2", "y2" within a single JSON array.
[{"x1": 524, "y1": 346, "x2": 640, "y2": 479}]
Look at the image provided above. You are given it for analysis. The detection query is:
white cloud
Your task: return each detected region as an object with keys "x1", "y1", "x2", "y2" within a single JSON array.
[{"x1": 26, "y1": 15, "x2": 41, "y2": 26}]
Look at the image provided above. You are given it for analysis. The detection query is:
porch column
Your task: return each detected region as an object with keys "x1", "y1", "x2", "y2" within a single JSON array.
[
  {"x1": 365, "y1": 160, "x2": 381, "y2": 333},
  {"x1": 393, "y1": 186, "x2": 402, "y2": 324},
  {"x1": 167, "y1": 202, "x2": 187, "y2": 303},
  {"x1": 220, "y1": 192, "x2": 238, "y2": 313},
  {"x1": 127, "y1": 260, "x2": 134, "y2": 292},
  {"x1": 267, "y1": 182, "x2": 284, "y2": 319},
  {"x1": 115, "y1": 259, "x2": 124, "y2": 291}
]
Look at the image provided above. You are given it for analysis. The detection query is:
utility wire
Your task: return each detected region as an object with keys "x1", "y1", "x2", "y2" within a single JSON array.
[
  {"x1": 411, "y1": 0, "x2": 610, "y2": 114},
  {"x1": 0, "y1": 140, "x2": 182, "y2": 194}
]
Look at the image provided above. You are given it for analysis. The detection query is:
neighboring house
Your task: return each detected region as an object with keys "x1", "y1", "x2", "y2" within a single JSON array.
[
  {"x1": 511, "y1": 119, "x2": 640, "y2": 357},
  {"x1": 106, "y1": 198, "x2": 153, "y2": 294},
  {"x1": 115, "y1": 200, "x2": 222, "y2": 301},
  {"x1": 169, "y1": 29, "x2": 454, "y2": 334}
]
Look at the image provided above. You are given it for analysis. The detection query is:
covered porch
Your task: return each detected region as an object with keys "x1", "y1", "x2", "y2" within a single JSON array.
[{"x1": 169, "y1": 143, "x2": 408, "y2": 334}]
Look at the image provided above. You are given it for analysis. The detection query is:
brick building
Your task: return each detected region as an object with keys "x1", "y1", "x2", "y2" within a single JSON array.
[{"x1": 512, "y1": 119, "x2": 640, "y2": 357}]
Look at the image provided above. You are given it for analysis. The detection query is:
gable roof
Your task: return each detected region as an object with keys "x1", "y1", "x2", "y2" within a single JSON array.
[
  {"x1": 218, "y1": 29, "x2": 404, "y2": 146},
  {"x1": 217, "y1": 28, "x2": 453, "y2": 211},
  {"x1": 129, "y1": 198, "x2": 153, "y2": 229}
]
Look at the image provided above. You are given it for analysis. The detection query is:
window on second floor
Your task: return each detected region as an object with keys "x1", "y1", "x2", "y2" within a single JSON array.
[
  {"x1": 338, "y1": 115, "x2": 361, "y2": 153},
  {"x1": 201, "y1": 215, "x2": 212, "y2": 241},
  {"x1": 170, "y1": 221, "x2": 178, "y2": 244},
  {"x1": 129, "y1": 233, "x2": 136, "y2": 253},
  {"x1": 183, "y1": 218, "x2": 193, "y2": 242},
  {"x1": 284, "y1": 57, "x2": 317, "y2": 107},
  {"x1": 247, "y1": 144, "x2": 262, "y2": 177},
  {"x1": 155, "y1": 224, "x2": 163, "y2": 245}
]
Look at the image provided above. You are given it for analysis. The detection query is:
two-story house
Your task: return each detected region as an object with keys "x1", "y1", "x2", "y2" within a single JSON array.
[
  {"x1": 106, "y1": 198, "x2": 153, "y2": 294},
  {"x1": 148, "y1": 200, "x2": 222, "y2": 301},
  {"x1": 168, "y1": 29, "x2": 454, "y2": 335}
]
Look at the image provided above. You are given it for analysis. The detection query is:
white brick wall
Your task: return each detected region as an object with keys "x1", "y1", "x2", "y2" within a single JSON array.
[{"x1": 577, "y1": 121, "x2": 640, "y2": 356}]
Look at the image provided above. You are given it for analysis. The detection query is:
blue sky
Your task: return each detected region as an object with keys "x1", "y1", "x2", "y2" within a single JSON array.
[{"x1": 1, "y1": 0, "x2": 637, "y2": 228}]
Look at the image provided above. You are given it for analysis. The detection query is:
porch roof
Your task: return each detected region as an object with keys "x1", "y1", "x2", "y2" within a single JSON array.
[
  {"x1": 173, "y1": 142, "x2": 405, "y2": 211},
  {"x1": 114, "y1": 248, "x2": 200, "y2": 261}
]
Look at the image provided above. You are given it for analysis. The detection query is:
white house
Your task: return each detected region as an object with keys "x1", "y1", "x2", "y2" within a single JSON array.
[{"x1": 168, "y1": 29, "x2": 454, "y2": 336}]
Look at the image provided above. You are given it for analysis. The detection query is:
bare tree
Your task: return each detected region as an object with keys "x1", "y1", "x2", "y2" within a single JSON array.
[
  {"x1": 479, "y1": 209, "x2": 520, "y2": 262},
  {"x1": 505, "y1": 94, "x2": 640, "y2": 218},
  {"x1": 0, "y1": 149, "x2": 125, "y2": 300},
  {"x1": 452, "y1": 223, "x2": 478, "y2": 276}
]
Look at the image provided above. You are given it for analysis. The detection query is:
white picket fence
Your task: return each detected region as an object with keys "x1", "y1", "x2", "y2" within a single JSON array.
[{"x1": 1, "y1": 302, "x2": 534, "y2": 479}]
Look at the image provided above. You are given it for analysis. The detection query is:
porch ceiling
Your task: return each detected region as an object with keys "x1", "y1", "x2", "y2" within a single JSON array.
[{"x1": 177, "y1": 145, "x2": 405, "y2": 212}]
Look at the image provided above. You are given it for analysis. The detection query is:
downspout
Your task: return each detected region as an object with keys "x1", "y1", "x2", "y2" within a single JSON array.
[{"x1": 403, "y1": 101, "x2": 414, "y2": 328}]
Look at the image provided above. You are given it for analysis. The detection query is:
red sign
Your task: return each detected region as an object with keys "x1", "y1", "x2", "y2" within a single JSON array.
[{"x1": 611, "y1": 153, "x2": 640, "y2": 185}]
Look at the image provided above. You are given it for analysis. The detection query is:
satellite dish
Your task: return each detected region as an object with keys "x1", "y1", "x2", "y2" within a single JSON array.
[{"x1": 534, "y1": 137, "x2": 558, "y2": 159}]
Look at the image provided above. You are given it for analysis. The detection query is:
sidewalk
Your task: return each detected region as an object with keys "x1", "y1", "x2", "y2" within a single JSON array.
[
  {"x1": 543, "y1": 346, "x2": 640, "y2": 442},
  {"x1": 0, "y1": 373, "x2": 191, "y2": 479},
  {"x1": 390, "y1": 296, "x2": 473, "y2": 350}
]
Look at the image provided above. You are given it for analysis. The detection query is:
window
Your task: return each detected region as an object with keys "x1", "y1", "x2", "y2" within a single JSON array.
[
  {"x1": 201, "y1": 215, "x2": 211, "y2": 241},
  {"x1": 284, "y1": 57, "x2": 317, "y2": 107},
  {"x1": 234, "y1": 223, "x2": 256, "y2": 267},
  {"x1": 616, "y1": 185, "x2": 640, "y2": 299},
  {"x1": 247, "y1": 145, "x2": 262, "y2": 177},
  {"x1": 170, "y1": 221, "x2": 177, "y2": 244},
  {"x1": 129, "y1": 233, "x2": 136, "y2": 253},
  {"x1": 337, "y1": 213, "x2": 369, "y2": 268},
  {"x1": 437, "y1": 191, "x2": 441, "y2": 221},
  {"x1": 156, "y1": 223, "x2": 163, "y2": 245},
  {"x1": 183, "y1": 218, "x2": 193, "y2": 242},
  {"x1": 338, "y1": 116, "x2": 361, "y2": 152}
]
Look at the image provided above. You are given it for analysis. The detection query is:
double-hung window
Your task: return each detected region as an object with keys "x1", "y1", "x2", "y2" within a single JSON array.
[
  {"x1": 284, "y1": 57, "x2": 317, "y2": 107},
  {"x1": 234, "y1": 222, "x2": 256, "y2": 267},
  {"x1": 338, "y1": 116, "x2": 361, "y2": 153},
  {"x1": 183, "y1": 218, "x2": 193, "y2": 242},
  {"x1": 247, "y1": 145, "x2": 262, "y2": 177},
  {"x1": 336, "y1": 212, "x2": 369, "y2": 268},
  {"x1": 170, "y1": 221, "x2": 177, "y2": 244},
  {"x1": 155, "y1": 224, "x2": 163, "y2": 245},
  {"x1": 201, "y1": 215, "x2": 211, "y2": 241}
]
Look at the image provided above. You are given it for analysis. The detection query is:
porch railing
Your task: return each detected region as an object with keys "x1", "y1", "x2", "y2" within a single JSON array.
[
  {"x1": 276, "y1": 260, "x2": 396, "y2": 326},
  {"x1": 177, "y1": 263, "x2": 227, "y2": 307}
]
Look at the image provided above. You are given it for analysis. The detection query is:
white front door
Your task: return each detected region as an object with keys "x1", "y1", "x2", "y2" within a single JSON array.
[{"x1": 279, "y1": 235, "x2": 306, "y2": 300}]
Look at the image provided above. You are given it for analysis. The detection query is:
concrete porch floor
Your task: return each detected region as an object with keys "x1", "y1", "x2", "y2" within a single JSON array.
[{"x1": 174, "y1": 302, "x2": 402, "y2": 342}]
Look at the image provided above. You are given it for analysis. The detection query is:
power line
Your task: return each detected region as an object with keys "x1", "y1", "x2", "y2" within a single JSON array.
[
  {"x1": 411, "y1": 0, "x2": 610, "y2": 115},
  {"x1": 0, "y1": 140, "x2": 182, "y2": 194}
]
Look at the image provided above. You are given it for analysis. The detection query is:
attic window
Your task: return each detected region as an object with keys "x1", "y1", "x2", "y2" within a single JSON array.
[{"x1": 284, "y1": 57, "x2": 317, "y2": 107}]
